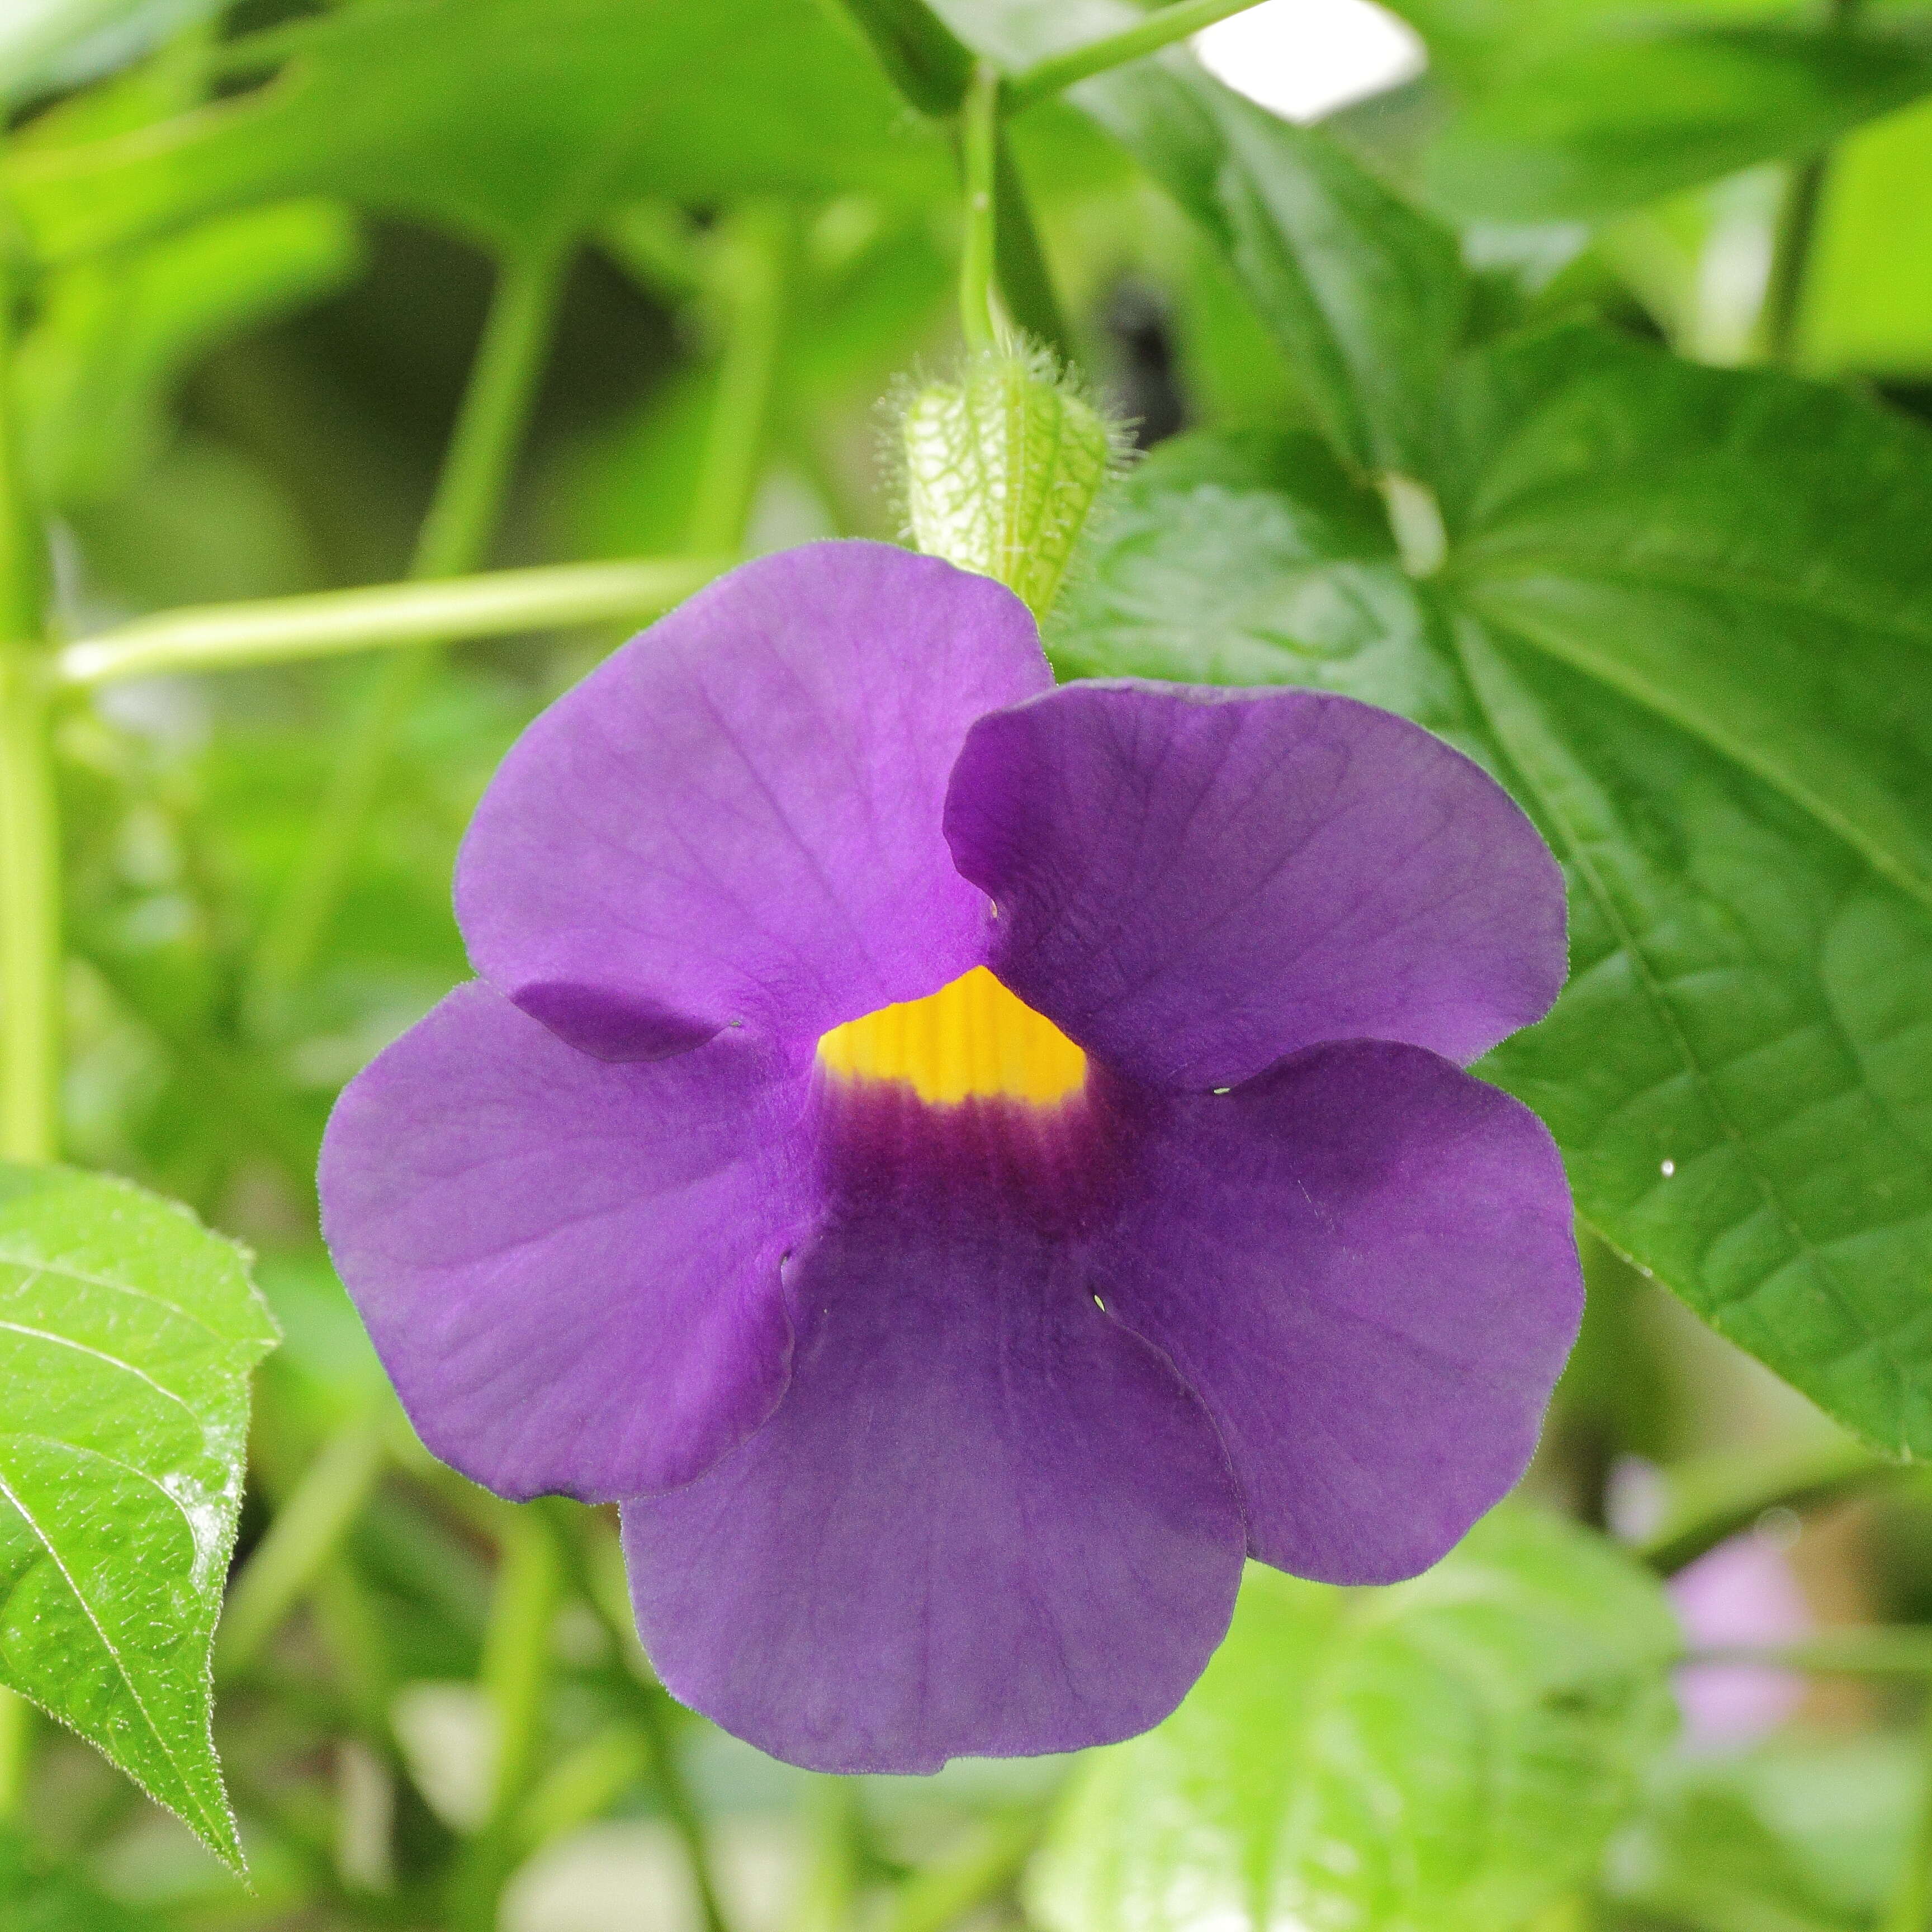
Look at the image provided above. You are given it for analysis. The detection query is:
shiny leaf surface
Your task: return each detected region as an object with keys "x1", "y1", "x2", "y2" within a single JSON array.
[
  {"x1": 1031, "y1": 1508, "x2": 1677, "y2": 1932},
  {"x1": 1424, "y1": 23, "x2": 1932, "y2": 221},
  {"x1": 0, "y1": 1167, "x2": 276, "y2": 1868},
  {"x1": 1073, "y1": 55, "x2": 1467, "y2": 476}
]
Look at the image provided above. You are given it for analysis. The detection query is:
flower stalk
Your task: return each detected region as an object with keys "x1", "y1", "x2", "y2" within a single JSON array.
[{"x1": 957, "y1": 61, "x2": 1005, "y2": 354}]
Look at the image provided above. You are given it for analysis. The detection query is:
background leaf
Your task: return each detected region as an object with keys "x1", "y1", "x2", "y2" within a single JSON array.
[
  {"x1": 0, "y1": 1166, "x2": 276, "y2": 1869},
  {"x1": 1608, "y1": 1736, "x2": 1921, "y2": 1930},
  {"x1": 1073, "y1": 56, "x2": 1467, "y2": 475},
  {"x1": 1029, "y1": 1507, "x2": 1678, "y2": 1932},
  {"x1": 1423, "y1": 23, "x2": 1932, "y2": 222},
  {"x1": 17, "y1": 198, "x2": 363, "y2": 510},
  {"x1": 1051, "y1": 326, "x2": 1932, "y2": 1460},
  {"x1": 3, "y1": 0, "x2": 951, "y2": 261}
]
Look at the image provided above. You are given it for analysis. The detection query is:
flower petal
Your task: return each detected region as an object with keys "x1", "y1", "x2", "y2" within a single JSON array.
[
  {"x1": 622, "y1": 1081, "x2": 1246, "y2": 1773},
  {"x1": 457, "y1": 542, "x2": 1049, "y2": 1060},
  {"x1": 319, "y1": 982, "x2": 811, "y2": 1501},
  {"x1": 1096, "y1": 1041, "x2": 1580, "y2": 1584},
  {"x1": 945, "y1": 681, "x2": 1565, "y2": 1088}
]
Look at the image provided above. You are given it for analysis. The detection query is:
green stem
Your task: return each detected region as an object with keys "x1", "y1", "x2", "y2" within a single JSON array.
[
  {"x1": 0, "y1": 215, "x2": 52, "y2": 1819},
  {"x1": 880, "y1": 1812, "x2": 1041, "y2": 1932},
  {"x1": 787, "y1": 1776, "x2": 860, "y2": 1932},
  {"x1": 313, "y1": 1560, "x2": 396, "y2": 1741},
  {"x1": 451, "y1": 1508, "x2": 564, "y2": 1932},
  {"x1": 1883, "y1": 1688, "x2": 1932, "y2": 1932},
  {"x1": 0, "y1": 233, "x2": 53, "y2": 1166},
  {"x1": 633, "y1": 1685, "x2": 733, "y2": 1932},
  {"x1": 958, "y1": 62, "x2": 1005, "y2": 353},
  {"x1": 1005, "y1": 0, "x2": 1272, "y2": 110},
  {"x1": 686, "y1": 203, "x2": 795, "y2": 556},
  {"x1": 216, "y1": 1404, "x2": 387, "y2": 1682},
  {"x1": 60, "y1": 557, "x2": 723, "y2": 688},
  {"x1": 410, "y1": 242, "x2": 572, "y2": 585},
  {"x1": 0, "y1": 659, "x2": 56, "y2": 1164},
  {"x1": 547, "y1": 1503, "x2": 732, "y2": 1932},
  {"x1": 246, "y1": 236, "x2": 570, "y2": 1033},
  {"x1": 1688, "y1": 1631, "x2": 1932, "y2": 1678},
  {"x1": 1760, "y1": 0, "x2": 1865, "y2": 364},
  {"x1": 514, "y1": 1726, "x2": 648, "y2": 1857}
]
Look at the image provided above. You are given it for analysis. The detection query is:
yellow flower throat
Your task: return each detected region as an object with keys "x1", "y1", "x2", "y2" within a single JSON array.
[{"x1": 816, "y1": 967, "x2": 1086, "y2": 1106}]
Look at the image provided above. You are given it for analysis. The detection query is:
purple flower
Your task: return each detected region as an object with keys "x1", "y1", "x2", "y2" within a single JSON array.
[{"x1": 320, "y1": 541, "x2": 1581, "y2": 1773}]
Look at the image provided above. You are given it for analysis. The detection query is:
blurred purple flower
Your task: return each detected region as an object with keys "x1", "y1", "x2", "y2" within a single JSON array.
[
  {"x1": 319, "y1": 541, "x2": 1581, "y2": 1773},
  {"x1": 1671, "y1": 1531, "x2": 1811, "y2": 1750}
]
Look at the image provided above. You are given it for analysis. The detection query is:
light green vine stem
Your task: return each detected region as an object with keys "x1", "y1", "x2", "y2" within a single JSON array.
[
  {"x1": 0, "y1": 240, "x2": 54, "y2": 1167},
  {"x1": 686, "y1": 202, "x2": 796, "y2": 556},
  {"x1": 59, "y1": 557, "x2": 724, "y2": 688},
  {"x1": 1689, "y1": 1631, "x2": 1932, "y2": 1677},
  {"x1": 0, "y1": 662, "x2": 55, "y2": 1166},
  {"x1": 957, "y1": 61, "x2": 1005, "y2": 353},
  {"x1": 246, "y1": 235, "x2": 571, "y2": 1033},
  {"x1": 1003, "y1": 0, "x2": 1273, "y2": 110},
  {"x1": 0, "y1": 211, "x2": 54, "y2": 1821}
]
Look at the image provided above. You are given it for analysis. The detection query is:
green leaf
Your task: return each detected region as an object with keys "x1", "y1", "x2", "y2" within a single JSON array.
[
  {"x1": 1609, "y1": 1736, "x2": 1920, "y2": 1931},
  {"x1": 4, "y1": 0, "x2": 949, "y2": 262},
  {"x1": 0, "y1": 1166, "x2": 276, "y2": 1869},
  {"x1": 1029, "y1": 1507, "x2": 1677, "y2": 1932},
  {"x1": 1073, "y1": 56, "x2": 1468, "y2": 476},
  {"x1": 823, "y1": 0, "x2": 974, "y2": 116},
  {"x1": 1424, "y1": 23, "x2": 1932, "y2": 222},
  {"x1": 1439, "y1": 326, "x2": 1932, "y2": 914},
  {"x1": 1050, "y1": 324, "x2": 1932, "y2": 1459},
  {"x1": 17, "y1": 199, "x2": 363, "y2": 510}
]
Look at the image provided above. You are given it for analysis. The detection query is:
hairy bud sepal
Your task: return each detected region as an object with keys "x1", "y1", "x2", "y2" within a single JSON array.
[{"x1": 892, "y1": 343, "x2": 1125, "y2": 622}]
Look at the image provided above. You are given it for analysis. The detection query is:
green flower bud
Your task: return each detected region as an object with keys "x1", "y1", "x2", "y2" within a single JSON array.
[{"x1": 892, "y1": 343, "x2": 1124, "y2": 622}]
